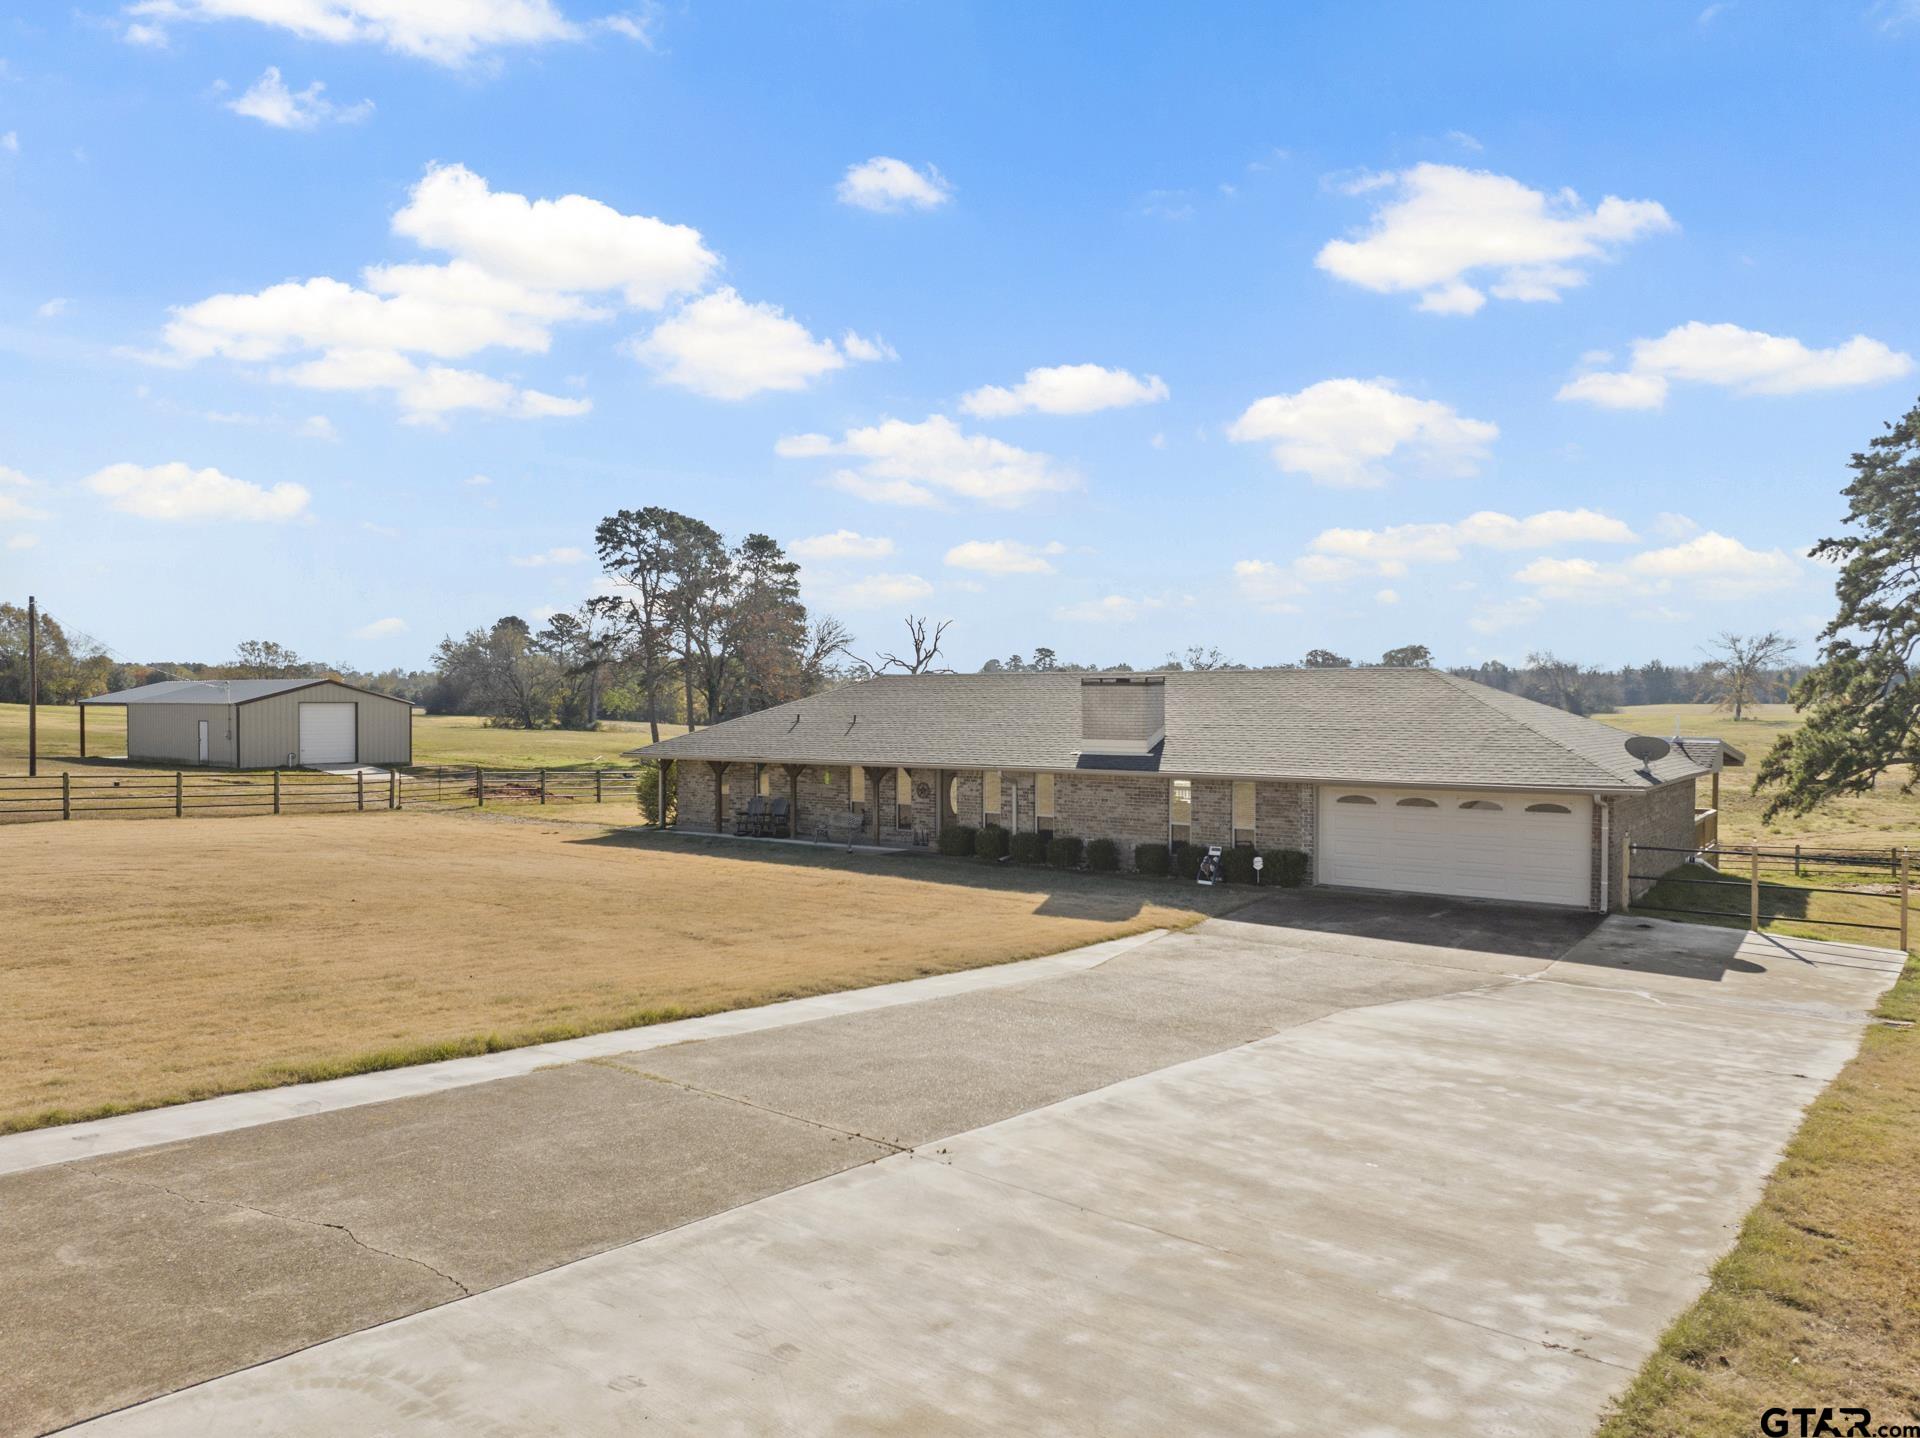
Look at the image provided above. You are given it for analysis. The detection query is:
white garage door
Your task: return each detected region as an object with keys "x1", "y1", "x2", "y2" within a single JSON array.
[
  {"x1": 1318, "y1": 787, "x2": 1592, "y2": 908},
  {"x1": 297, "y1": 702, "x2": 357, "y2": 765}
]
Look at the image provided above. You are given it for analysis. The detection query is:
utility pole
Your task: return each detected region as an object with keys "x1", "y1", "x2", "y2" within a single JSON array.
[{"x1": 26, "y1": 594, "x2": 38, "y2": 778}]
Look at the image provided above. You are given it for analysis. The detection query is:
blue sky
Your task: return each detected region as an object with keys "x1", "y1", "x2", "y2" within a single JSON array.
[{"x1": 3, "y1": 1, "x2": 1919, "y2": 674}]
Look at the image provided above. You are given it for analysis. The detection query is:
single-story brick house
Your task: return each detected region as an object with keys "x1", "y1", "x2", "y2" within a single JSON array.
[{"x1": 632, "y1": 668, "x2": 1741, "y2": 912}]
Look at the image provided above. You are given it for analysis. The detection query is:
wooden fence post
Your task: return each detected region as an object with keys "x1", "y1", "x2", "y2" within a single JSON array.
[
  {"x1": 62, "y1": 772, "x2": 70, "y2": 820},
  {"x1": 273, "y1": 769, "x2": 281, "y2": 815},
  {"x1": 1749, "y1": 847, "x2": 1760, "y2": 932},
  {"x1": 1900, "y1": 848, "x2": 1910, "y2": 954},
  {"x1": 475, "y1": 767, "x2": 484, "y2": 807},
  {"x1": 595, "y1": 770, "x2": 603, "y2": 804},
  {"x1": 539, "y1": 768, "x2": 547, "y2": 805},
  {"x1": 356, "y1": 771, "x2": 365, "y2": 812},
  {"x1": 1794, "y1": 843, "x2": 1802, "y2": 877}
]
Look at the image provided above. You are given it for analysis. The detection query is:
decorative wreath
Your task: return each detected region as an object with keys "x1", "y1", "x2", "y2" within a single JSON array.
[{"x1": 914, "y1": 782, "x2": 932, "y2": 800}]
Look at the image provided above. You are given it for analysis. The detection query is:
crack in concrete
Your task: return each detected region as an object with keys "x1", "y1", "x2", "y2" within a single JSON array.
[
  {"x1": 582, "y1": 1057, "x2": 911, "y2": 1156},
  {"x1": 87, "y1": 1170, "x2": 472, "y2": 1297}
]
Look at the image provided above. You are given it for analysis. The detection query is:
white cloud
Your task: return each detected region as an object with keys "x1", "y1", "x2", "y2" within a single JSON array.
[
  {"x1": 790, "y1": 529, "x2": 893, "y2": 561},
  {"x1": 628, "y1": 288, "x2": 887, "y2": 400},
  {"x1": 297, "y1": 414, "x2": 339, "y2": 441},
  {"x1": 778, "y1": 415, "x2": 1076, "y2": 508},
  {"x1": 154, "y1": 162, "x2": 714, "y2": 423},
  {"x1": 1375, "y1": 588, "x2": 1400, "y2": 605},
  {"x1": 1316, "y1": 163, "x2": 1674, "y2": 314},
  {"x1": 1510, "y1": 555, "x2": 1634, "y2": 599},
  {"x1": 1555, "y1": 370, "x2": 1670, "y2": 410},
  {"x1": 1227, "y1": 378, "x2": 1497, "y2": 487},
  {"x1": 960, "y1": 363, "x2": 1169, "y2": 418},
  {"x1": 36, "y1": 298, "x2": 67, "y2": 318},
  {"x1": 1, "y1": 132, "x2": 16, "y2": 154},
  {"x1": 1652, "y1": 512, "x2": 1700, "y2": 540},
  {"x1": 353, "y1": 616, "x2": 408, "y2": 639},
  {"x1": 1469, "y1": 596, "x2": 1544, "y2": 634},
  {"x1": 84, "y1": 460, "x2": 310, "y2": 521},
  {"x1": 1626, "y1": 531, "x2": 1806, "y2": 596},
  {"x1": 1231, "y1": 559, "x2": 1306, "y2": 613},
  {"x1": 1513, "y1": 530, "x2": 1807, "y2": 603},
  {"x1": 1310, "y1": 508, "x2": 1636, "y2": 567},
  {"x1": 123, "y1": 0, "x2": 603, "y2": 65},
  {"x1": 943, "y1": 539, "x2": 1065, "y2": 575},
  {"x1": 6, "y1": 534, "x2": 38, "y2": 551},
  {"x1": 0, "y1": 464, "x2": 33, "y2": 487},
  {"x1": 1558, "y1": 321, "x2": 1914, "y2": 409},
  {"x1": 1054, "y1": 594, "x2": 1163, "y2": 624},
  {"x1": 822, "y1": 571, "x2": 934, "y2": 609},
  {"x1": 510, "y1": 545, "x2": 586, "y2": 567},
  {"x1": 227, "y1": 66, "x2": 372, "y2": 128},
  {"x1": 391, "y1": 163, "x2": 714, "y2": 307},
  {"x1": 0, "y1": 494, "x2": 49, "y2": 522},
  {"x1": 836, "y1": 157, "x2": 952, "y2": 213}
]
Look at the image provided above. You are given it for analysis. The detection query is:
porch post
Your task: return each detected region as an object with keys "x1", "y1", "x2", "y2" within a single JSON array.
[
  {"x1": 711, "y1": 761, "x2": 726, "y2": 831},
  {"x1": 870, "y1": 766, "x2": 883, "y2": 843}
]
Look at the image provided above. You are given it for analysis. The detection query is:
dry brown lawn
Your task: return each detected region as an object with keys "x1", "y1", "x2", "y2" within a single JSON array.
[{"x1": 3, "y1": 811, "x2": 1233, "y2": 1132}]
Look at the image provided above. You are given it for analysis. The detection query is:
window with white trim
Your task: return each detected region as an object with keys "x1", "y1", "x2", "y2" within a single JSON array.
[
  {"x1": 1232, "y1": 781, "x2": 1255, "y2": 848},
  {"x1": 895, "y1": 767, "x2": 913, "y2": 828},
  {"x1": 1170, "y1": 778, "x2": 1192, "y2": 845},
  {"x1": 983, "y1": 770, "x2": 1001, "y2": 822},
  {"x1": 1036, "y1": 773, "x2": 1056, "y2": 831},
  {"x1": 850, "y1": 766, "x2": 865, "y2": 805}
]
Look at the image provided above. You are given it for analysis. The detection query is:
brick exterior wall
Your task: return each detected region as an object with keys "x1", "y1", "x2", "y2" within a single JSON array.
[
  {"x1": 1190, "y1": 779, "x2": 1233, "y2": 849},
  {"x1": 1254, "y1": 782, "x2": 1314, "y2": 856},
  {"x1": 675, "y1": 761, "x2": 720, "y2": 833},
  {"x1": 1605, "y1": 778, "x2": 1699, "y2": 909},
  {"x1": 1053, "y1": 773, "x2": 1175, "y2": 863}
]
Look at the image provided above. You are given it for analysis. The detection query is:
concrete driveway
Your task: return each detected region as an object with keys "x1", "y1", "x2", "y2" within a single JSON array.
[{"x1": 4, "y1": 892, "x2": 1903, "y2": 1437}]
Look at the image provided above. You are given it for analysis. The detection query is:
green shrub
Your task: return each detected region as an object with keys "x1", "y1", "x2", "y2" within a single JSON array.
[
  {"x1": 1263, "y1": 848, "x2": 1311, "y2": 887},
  {"x1": 1086, "y1": 837, "x2": 1120, "y2": 872},
  {"x1": 974, "y1": 824, "x2": 1009, "y2": 861},
  {"x1": 1174, "y1": 843, "x2": 1204, "y2": 880},
  {"x1": 1046, "y1": 834, "x2": 1084, "y2": 869},
  {"x1": 1133, "y1": 842, "x2": 1171, "y2": 876},
  {"x1": 1223, "y1": 846, "x2": 1258, "y2": 884},
  {"x1": 937, "y1": 824, "x2": 977, "y2": 857},
  {"x1": 637, "y1": 762, "x2": 676, "y2": 825},
  {"x1": 1009, "y1": 831, "x2": 1048, "y2": 864}
]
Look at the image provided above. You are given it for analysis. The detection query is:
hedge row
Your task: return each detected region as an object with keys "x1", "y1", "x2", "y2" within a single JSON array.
[{"x1": 937, "y1": 825, "x2": 1309, "y2": 885}]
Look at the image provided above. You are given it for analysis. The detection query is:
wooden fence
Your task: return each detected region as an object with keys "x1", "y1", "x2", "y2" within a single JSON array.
[{"x1": 0, "y1": 765, "x2": 661, "y2": 824}]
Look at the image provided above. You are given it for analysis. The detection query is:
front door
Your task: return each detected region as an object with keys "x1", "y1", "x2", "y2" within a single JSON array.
[{"x1": 197, "y1": 720, "x2": 209, "y2": 764}]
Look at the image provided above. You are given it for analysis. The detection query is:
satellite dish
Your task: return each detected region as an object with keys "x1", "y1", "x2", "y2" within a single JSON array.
[{"x1": 1624, "y1": 734, "x2": 1672, "y2": 766}]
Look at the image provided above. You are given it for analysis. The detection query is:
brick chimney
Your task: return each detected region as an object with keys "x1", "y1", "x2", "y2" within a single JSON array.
[{"x1": 1079, "y1": 676, "x2": 1166, "y2": 756}]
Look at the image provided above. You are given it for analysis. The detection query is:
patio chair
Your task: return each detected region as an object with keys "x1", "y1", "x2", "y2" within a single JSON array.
[
  {"x1": 768, "y1": 797, "x2": 791, "y2": 839},
  {"x1": 738, "y1": 794, "x2": 767, "y2": 835}
]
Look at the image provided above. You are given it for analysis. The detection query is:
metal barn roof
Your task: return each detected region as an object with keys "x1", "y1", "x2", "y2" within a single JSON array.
[{"x1": 82, "y1": 678, "x2": 409, "y2": 706}]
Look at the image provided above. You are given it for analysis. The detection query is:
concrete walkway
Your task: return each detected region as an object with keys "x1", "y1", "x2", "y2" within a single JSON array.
[{"x1": 9, "y1": 899, "x2": 1903, "y2": 1437}]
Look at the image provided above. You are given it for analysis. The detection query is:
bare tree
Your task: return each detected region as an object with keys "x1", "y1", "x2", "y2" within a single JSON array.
[
  {"x1": 1166, "y1": 644, "x2": 1237, "y2": 671},
  {"x1": 1524, "y1": 650, "x2": 1605, "y2": 716},
  {"x1": 1699, "y1": 631, "x2": 1795, "y2": 721},
  {"x1": 876, "y1": 615, "x2": 952, "y2": 674},
  {"x1": 801, "y1": 614, "x2": 856, "y2": 689}
]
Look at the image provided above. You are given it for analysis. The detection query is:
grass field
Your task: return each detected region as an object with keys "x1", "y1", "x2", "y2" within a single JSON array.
[
  {"x1": 1, "y1": 811, "x2": 1240, "y2": 1134},
  {"x1": 1598, "y1": 703, "x2": 1920, "y2": 851},
  {"x1": 1597, "y1": 953, "x2": 1919, "y2": 1436},
  {"x1": 0, "y1": 702, "x2": 687, "y2": 775}
]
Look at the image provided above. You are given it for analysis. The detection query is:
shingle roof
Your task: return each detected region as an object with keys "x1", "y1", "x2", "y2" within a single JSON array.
[
  {"x1": 81, "y1": 678, "x2": 405, "y2": 706},
  {"x1": 632, "y1": 668, "x2": 1707, "y2": 792}
]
